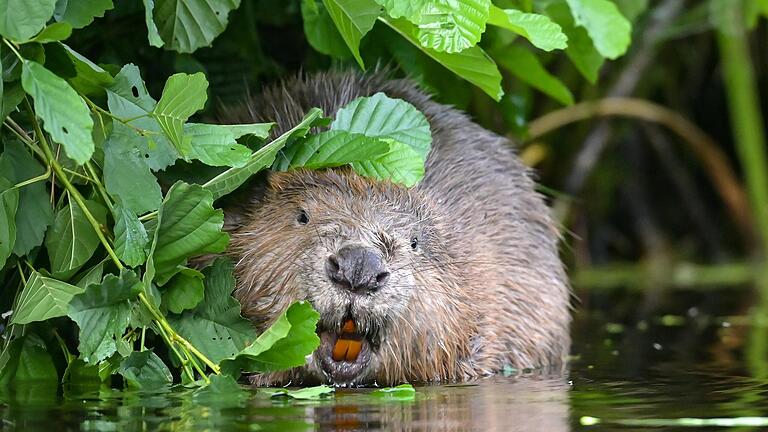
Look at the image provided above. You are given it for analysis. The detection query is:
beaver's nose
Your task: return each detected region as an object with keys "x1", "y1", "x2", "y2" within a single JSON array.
[{"x1": 326, "y1": 245, "x2": 389, "y2": 293}]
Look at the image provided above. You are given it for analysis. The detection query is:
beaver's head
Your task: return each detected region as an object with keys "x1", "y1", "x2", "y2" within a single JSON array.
[{"x1": 229, "y1": 168, "x2": 477, "y2": 386}]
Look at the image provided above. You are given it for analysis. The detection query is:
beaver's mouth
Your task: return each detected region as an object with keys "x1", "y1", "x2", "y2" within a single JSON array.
[{"x1": 317, "y1": 319, "x2": 374, "y2": 385}]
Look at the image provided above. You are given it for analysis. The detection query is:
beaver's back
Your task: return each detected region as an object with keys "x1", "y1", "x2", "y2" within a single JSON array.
[{"x1": 230, "y1": 71, "x2": 570, "y2": 370}]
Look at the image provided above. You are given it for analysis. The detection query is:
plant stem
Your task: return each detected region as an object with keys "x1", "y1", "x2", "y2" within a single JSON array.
[
  {"x1": 137, "y1": 292, "x2": 221, "y2": 375},
  {"x1": 2, "y1": 38, "x2": 23, "y2": 61},
  {"x1": 84, "y1": 161, "x2": 114, "y2": 212},
  {"x1": 3, "y1": 119, "x2": 46, "y2": 160},
  {"x1": 155, "y1": 319, "x2": 195, "y2": 383},
  {"x1": 717, "y1": 13, "x2": 768, "y2": 252},
  {"x1": 52, "y1": 329, "x2": 74, "y2": 364},
  {"x1": 10, "y1": 165, "x2": 50, "y2": 190},
  {"x1": 28, "y1": 102, "x2": 122, "y2": 268},
  {"x1": 61, "y1": 167, "x2": 94, "y2": 183},
  {"x1": 716, "y1": 3, "x2": 768, "y2": 378},
  {"x1": 528, "y1": 98, "x2": 753, "y2": 239},
  {"x1": 82, "y1": 94, "x2": 151, "y2": 135},
  {"x1": 138, "y1": 211, "x2": 158, "y2": 222}
]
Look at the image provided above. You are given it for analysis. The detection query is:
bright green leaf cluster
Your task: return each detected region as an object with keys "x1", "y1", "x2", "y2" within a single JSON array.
[
  {"x1": 303, "y1": 0, "x2": 634, "y2": 104},
  {"x1": 277, "y1": 92, "x2": 432, "y2": 187}
]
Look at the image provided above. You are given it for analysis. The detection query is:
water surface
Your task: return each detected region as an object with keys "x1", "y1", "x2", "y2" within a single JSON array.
[{"x1": 3, "y1": 309, "x2": 765, "y2": 431}]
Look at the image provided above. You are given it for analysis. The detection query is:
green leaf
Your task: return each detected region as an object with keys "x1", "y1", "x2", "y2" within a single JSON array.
[
  {"x1": 103, "y1": 122, "x2": 163, "y2": 215},
  {"x1": 117, "y1": 350, "x2": 173, "y2": 389},
  {"x1": 148, "y1": 182, "x2": 229, "y2": 285},
  {"x1": 45, "y1": 198, "x2": 107, "y2": 278},
  {"x1": 106, "y1": 64, "x2": 179, "y2": 171},
  {"x1": 184, "y1": 123, "x2": 252, "y2": 167},
  {"x1": 169, "y1": 258, "x2": 256, "y2": 363},
  {"x1": 322, "y1": 0, "x2": 380, "y2": 68},
  {"x1": 162, "y1": 267, "x2": 204, "y2": 313},
  {"x1": 350, "y1": 141, "x2": 425, "y2": 187},
  {"x1": 21, "y1": 61, "x2": 95, "y2": 165},
  {"x1": 383, "y1": 17, "x2": 503, "y2": 100},
  {"x1": 28, "y1": 22, "x2": 72, "y2": 43},
  {"x1": 54, "y1": 0, "x2": 114, "y2": 28},
  {"x1": 108, "y1": 64, "x2": 156, "y2": 114},
  {"x1": 415, "y1": 0, "x2": 490, "y2": 54},
  {"x1": 375, "y1": 0, "x2": 426, "y2": 20},
  {"x1": 266, "y1": 385, "x2": 335, "y2": 400},
  {"x1": 142, "y1": 0, "x2": 164, "y2": 47},
  {"x1": 287, "y1": 91, "x2": 436, "y2": 186},
  {"x1": 488, "y1": 6, "x2": 567, "y2": 51},
  {"x1": 74, "y1": 260, "x2": 105, "y2": 289},
  {"x1": 0, "y1": 0, "x2": 57, "y2": 41},
  {"x1": 372, "y1": 383, "x2": 416, "y2": 400},
  {"x1": 0, "y1": 334, "x2": 58, "y2": 385},
  {"x1": 544, "y1": 1, "x2": 603, "y2": 83},
  {"x1": 112, "y1": 200, "x2": 150, "y2": 267},
  {"x1": 0, "y1": 140, "x2": 53, "y2": 256},
  {"x1": 331, "y1": 92, "x2": 432, "y2": 158},
  {"x1": 614, "y1": 0, "x2": 648, "y2": 23},
  {"x1": 0, "y1": 53, "x2": 4, "y2": 120},
  {"x1": 203, "y1": 107, "x2": 324, "y2": 200},
  {"x1": 220, "y1": 123, "x2": 274, "y2": 139},
  {"x1": 68, "y1": 270, "x2": 141, "y2": 363},
  {"x1": 302, "y1": 0, "x2": 353, "y2": 59},
  {"x1": 12, "y1": 271, "x2": 84, "y2": 324},
  {"x1": 494, "y1": 44, "x2": 574, "y2": 105},
  {"x1": 277, "y1": 130, "x2": 390, "y2": 170},
  {"x1": 220, "y1": 301, "x2": 320, "y2": 375},
  {"x1": 61, "y1": 44, "x2": 115, "y2": 95},
  {"x1": 564, "y1": 0, "x2": 631, "y2": 59},
  {"x1": 153, "y1": 72, "x2": 208, "y2": 156},
  {"x1": 0, "y1": 176, "x2": 19, "y2": 269},
  {"x1": 2, "y1": 83, "x2": 25, "y2": 122},
  {"x1": 153, "y1": 0, "x2": 242, "y2": 53}
]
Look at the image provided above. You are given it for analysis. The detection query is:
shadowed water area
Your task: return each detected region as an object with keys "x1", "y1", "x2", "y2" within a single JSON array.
[{"x1": 4, "y1": 302, "x2": 768, "y2": 431}]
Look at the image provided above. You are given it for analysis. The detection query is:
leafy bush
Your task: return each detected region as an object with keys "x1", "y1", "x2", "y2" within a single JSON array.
[{"x1": 0, "y1": 0, "x2": 636, "y2": 389}]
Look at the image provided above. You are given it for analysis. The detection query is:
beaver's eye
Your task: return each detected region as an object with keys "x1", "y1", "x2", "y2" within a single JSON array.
[
  {"x1": 410, "y1": 236, "x2": 419, "y2": 250},
  {"x1": 296, "y1": 209, "x2": 309, "y2": 225}
]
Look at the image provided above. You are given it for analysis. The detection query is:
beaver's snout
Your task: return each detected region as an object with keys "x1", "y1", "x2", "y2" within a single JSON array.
[{"x1": 325, "y1": 245, "x2": 390, "y2": 293}]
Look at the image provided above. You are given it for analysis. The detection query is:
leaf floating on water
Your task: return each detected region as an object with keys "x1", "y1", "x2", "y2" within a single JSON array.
[
  {"x1": 372, "y1": 383, "x2": 416, "y2": 400},
  {"x1": 580, "y1": 416, "x2": 768, "y2": 427},
  {"x1": 265, "y1": 385, "x2": 335, "y2": 400}
]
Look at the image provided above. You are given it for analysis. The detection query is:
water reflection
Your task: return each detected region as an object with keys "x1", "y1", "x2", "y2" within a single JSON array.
[
  {"x1": 0, "y1": 374, "x2": 571, "y2": 431},
  {"x1": 8, "y1": 312, "x2": 768, "y2": 430},
  {"x1": 313, "y1": 375, "x2": 570, "y2": 431}
]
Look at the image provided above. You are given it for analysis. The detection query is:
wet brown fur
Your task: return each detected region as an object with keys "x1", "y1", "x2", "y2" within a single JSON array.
[{"x1": 223, "y1": 71, "x2": 570, "y2": 386}]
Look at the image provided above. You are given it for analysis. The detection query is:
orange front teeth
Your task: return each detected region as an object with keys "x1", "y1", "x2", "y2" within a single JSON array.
[{"x1": 332, "y1": 320, "x2": 362, "y2": 362}]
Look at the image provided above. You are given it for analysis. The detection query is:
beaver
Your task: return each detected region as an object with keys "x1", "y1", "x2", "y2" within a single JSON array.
[{"x1": 223, "y1": 71, "x2": 570, "y2": 386}]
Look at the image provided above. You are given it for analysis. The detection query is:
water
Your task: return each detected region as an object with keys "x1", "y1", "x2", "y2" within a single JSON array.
[{"x1": 3, "y1": 309, "x2": 767, "y2": 431}]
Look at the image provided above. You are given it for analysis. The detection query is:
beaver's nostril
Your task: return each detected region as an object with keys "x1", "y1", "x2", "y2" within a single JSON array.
[
  {"x1": 329, "y1": 245, "x2": 387, "y2": 293},
  {"x1": 375, "y1": 271, "x2": 390, "y2": 288},
  {"x1": 326, "y1": 255, "x2": 343, "y2": 283},
  {"x1": 327, "y1": 255, "x2": 340, "y2": 273}
]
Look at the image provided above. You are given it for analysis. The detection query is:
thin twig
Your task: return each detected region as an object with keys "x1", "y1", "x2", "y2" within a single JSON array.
[{"x1": 529, "y1": 97, "x2": 753, "y2": 240}]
